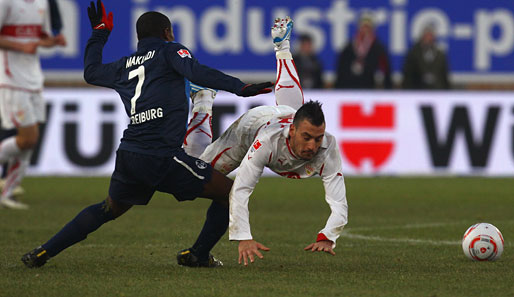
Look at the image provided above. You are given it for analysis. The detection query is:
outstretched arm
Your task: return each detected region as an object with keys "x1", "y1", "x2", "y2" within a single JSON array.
[
  {"x1": 166, "y1": 44, "x2": 272, "y2": 97},
  {"x1": 304, "y1": 140, "x2": 348, "y2": 255},
  {"x1": 229, "y1": 138, "x2": 273, "y2": 265},
  {"x1": 83, "y1": 0, "x2": 119, "y2": 88}
]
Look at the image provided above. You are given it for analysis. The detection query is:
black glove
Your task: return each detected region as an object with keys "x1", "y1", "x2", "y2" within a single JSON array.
[
  {"x1": 238, "y1": 82, "x2": 274, "y2": 97},
  {"x1": 87, "y1": 0, "x2": 113, "y2": 31}
]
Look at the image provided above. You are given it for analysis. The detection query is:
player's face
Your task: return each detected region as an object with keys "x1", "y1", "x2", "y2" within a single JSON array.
[{"x1": 289, "y1": 119, "x2": 325, "y2": 160}]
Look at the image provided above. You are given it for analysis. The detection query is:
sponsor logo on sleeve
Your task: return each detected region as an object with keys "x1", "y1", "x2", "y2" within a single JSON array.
[
  {"x1": 253, "y1": 140, "x2": 262, "y2": 150},
  {"x1": 177, "y1": 49, "x2": 192, "y2": 58}
]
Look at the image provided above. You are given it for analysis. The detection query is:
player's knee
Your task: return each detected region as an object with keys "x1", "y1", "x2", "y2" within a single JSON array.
[{"x1": 105, "y1": 196, "x2": 131, "y2": 218}]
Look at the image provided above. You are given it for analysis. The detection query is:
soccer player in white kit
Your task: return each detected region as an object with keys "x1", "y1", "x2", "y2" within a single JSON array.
[
  {"x1": 0, "y1": 0, "x2": 66, "y2": 209},
  {"x1": 184, "y1": 17, "x2": 348, "y2": 266}
]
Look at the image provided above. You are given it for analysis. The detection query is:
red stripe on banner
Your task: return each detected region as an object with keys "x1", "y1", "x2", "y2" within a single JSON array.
[
  {"x1": 211, "y1": 147, "x2": 231, "y2": 167},
  {"x1": 341, "y1": 104, "x2": 395, "y2": 128},
  {"x1": 0, "y1": 25, "x2": 43, "y2": 38}
]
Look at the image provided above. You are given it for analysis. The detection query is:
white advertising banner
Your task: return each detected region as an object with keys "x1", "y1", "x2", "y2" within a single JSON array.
[{"x1": 26, "y1": 89, "x2": 514, "y2": 176}]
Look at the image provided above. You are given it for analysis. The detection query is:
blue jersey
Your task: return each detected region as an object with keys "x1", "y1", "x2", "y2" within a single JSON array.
[{"x1": 84, "y1": 30, "x2": 245, "y2": 157}]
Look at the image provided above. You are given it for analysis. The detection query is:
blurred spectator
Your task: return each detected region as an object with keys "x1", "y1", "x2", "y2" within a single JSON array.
[
  {"x1": 292, "y1": 34, "x2": 324, "y2": 89},
  {"x1": 402, "y1": 25, "x2": 450, "y2": 89},
  {"x1": 334, "y1": 14, "x2": 392, "y2": 89}
]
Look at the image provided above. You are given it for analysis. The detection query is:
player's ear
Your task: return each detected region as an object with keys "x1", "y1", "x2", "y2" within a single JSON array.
[
  {"x1": 163, "y1": 27, "x2": 174, "y2": 41},
  {"x1": 289, "y1": 124, "x2": 296, "y2": 138}
]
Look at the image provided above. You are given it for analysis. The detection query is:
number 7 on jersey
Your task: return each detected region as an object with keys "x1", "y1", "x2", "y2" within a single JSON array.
[{"x1": 128, "y1": 66, "x2": 145, "y2": 115}]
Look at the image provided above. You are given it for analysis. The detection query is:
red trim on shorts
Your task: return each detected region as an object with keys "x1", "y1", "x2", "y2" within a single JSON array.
[
  {"x1": 183, "y1": 112, "x2": 209, "y2": 145},
  {"x1": 211, "y1": 147, "x2": 232, "y2": 167},
  {"x1": 3, "y1": 52, "x2": 12, "y2": 77},
  {"x1": 0, "y1": 25, "x2": 43, "y2": 38},
  {"x1": 10, "y1": 113, "x2": 20, "y2": 128},
  {"x1": 0, "y1": 84, "x2": 42, "y2": 93}
]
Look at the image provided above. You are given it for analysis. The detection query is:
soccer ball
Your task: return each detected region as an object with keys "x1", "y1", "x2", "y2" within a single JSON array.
[{"x1": 462, "y1": 223, "x2": 504, "y2": 261}]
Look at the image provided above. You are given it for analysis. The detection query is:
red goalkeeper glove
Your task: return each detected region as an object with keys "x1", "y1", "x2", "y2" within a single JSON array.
[{"x1": 87, "y1": 0, "x2": 113, "y2": 31}]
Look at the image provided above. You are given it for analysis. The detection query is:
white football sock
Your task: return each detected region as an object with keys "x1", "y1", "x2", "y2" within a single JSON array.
[
  {"x1": 184, "y1": 89, "x2": 216, "y2": 158},
  {"x1": 1, "y1": 150, "x2": 31, "y2": 200},
  {"x1": 184, "y1": 112, "x2": 213, "y2": 158},
  {"x1": 0, "y1": 136, "x2": 22, "y2": 163},
  {"x1": 191, "y1": 89, "x2": 215, "y2": 114},
  {"x1": 275, "y1": 57, "x2": 304, "y2": 110}
]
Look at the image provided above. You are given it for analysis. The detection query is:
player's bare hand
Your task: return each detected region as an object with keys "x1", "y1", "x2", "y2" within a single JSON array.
[
  {"x1": 304, "y1": 240, "x2": 335, "y2": 255},
  {"x1": 19, "y1": 42, "x2": 38, "y2": 54},
  {"x1": 238, "y1": 240, "x2": 270, "y2": 266},
  {"x1": 54, "y1": 34, "x2": 67, "y2": 46}
]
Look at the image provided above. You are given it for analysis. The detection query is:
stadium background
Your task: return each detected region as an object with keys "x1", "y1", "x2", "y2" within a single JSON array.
[{"x1": 33, "y1": 0, "x2": 514, "y2": 176}]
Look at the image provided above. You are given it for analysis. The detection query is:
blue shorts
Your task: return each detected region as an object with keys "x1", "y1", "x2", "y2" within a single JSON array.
[{"x1": 108, "y1": 149, "x2": 213, "y2": 205}]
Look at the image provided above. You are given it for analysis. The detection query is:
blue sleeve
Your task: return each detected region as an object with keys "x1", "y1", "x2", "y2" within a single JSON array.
[
  {"x1": 83, "y1": 30, "x2": 123, "y2": 88},
  {"x1": 165, "y1": 43, "x2": 245, "y2": 94}
]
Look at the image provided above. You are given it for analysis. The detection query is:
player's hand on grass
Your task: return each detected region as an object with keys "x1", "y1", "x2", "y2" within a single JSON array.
[
  {"x1": 304, "y1": 240, "x2": 336, "y2": 255},
  {"x1": 238, "y1": 239, "x2": 270, "y2": 266},
  {"x1": 88, "y1": 0, "x2": 113, "y2": 31},
  {"x1": 238, "y1": 82, "x2": 273, "y2": 97}
]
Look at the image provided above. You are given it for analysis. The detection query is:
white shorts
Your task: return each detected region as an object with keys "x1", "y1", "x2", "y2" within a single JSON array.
[
  {"x1": 200, "y1": 105, "x2": 295, "y2": 174},
  {"x1": 0, "y1": 88, "x2": 45, "y2": 129}
]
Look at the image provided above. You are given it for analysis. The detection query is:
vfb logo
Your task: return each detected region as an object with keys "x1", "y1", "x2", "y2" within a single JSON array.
[{"x1": 339, "y1": 103, "x2": 395, "y2": 172}]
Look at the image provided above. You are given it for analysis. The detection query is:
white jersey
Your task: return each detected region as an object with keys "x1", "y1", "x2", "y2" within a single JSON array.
[
  {"x1": 0, "y1": 0, "x2": 51, "y2": 91},
  {"x1": 200, "y1": 105, "x2": 348, "y2": 246}
]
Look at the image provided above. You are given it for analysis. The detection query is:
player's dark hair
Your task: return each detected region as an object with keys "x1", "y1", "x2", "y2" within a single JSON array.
[
  {"x1": 293, "y1": 100, "x2": 325, "y2": 127},
  {"x1": 136, "y1": 11, "x2": 171, "y2": 40}
]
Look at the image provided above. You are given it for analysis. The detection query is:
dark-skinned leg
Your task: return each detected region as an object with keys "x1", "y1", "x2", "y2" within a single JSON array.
[
  {"x1": 41, "y1": 196, "x2": 132, "y2": 257},
  {"x1": 190, "y1": 169, "x2": 233, "y2": 261}
]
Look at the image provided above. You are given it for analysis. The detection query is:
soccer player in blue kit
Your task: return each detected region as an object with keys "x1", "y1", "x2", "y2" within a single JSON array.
[{"x1": 21, "y1": 0, "x2": 272, "y2": 268}]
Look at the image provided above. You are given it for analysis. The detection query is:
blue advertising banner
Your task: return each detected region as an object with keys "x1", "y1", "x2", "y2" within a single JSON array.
[{"x1": 41, "y1": 0, "x2": 514, "y2": 80}]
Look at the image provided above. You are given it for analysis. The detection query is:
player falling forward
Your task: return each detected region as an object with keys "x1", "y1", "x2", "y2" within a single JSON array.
[
  {"x1": 181, "y1": 17, "x2": 348, "y2": 266},
  {"x1": 21, "y1": 0, "x2": 272, "y2": 268}
]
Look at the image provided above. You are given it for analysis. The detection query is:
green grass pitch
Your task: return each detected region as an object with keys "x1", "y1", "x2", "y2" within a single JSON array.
[{"x1": 1, "y1": 177, "x2": 513, "y2": 297}]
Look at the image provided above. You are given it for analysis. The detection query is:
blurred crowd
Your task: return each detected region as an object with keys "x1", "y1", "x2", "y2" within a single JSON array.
[{"x1": 294, "y1": 13, "x2": 451, "y2": 90}]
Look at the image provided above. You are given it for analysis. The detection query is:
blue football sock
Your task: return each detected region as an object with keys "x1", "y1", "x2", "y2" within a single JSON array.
[
  {"x1": 42, "y1": 200, "x2": 115, "y2": 257},
  {"x1": 192, "y1": 201, "x2": 228, "y2": 261}
]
